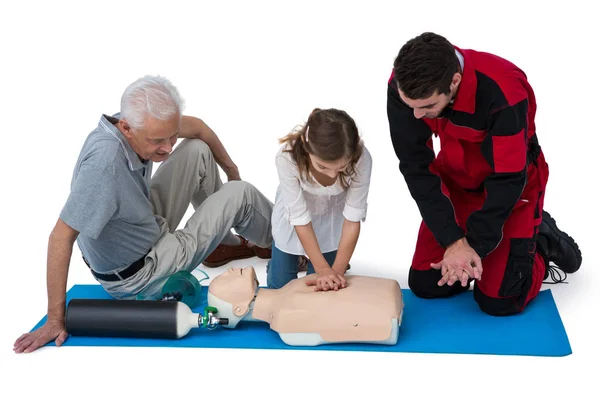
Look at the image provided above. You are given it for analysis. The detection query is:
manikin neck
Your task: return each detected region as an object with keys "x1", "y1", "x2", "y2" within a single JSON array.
[{"x1": 243, "y1": 287, "x2": 278, "y2": 323}]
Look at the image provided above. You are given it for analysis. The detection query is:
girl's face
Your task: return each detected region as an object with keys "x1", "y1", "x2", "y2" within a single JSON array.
[{"x1": 308, "y1": 153, "x2": 350, "y2": 179}]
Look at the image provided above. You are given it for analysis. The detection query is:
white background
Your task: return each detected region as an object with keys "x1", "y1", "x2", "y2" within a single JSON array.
[{"x1": 1, "y1": 0, "x2": 598, "y2": 398}]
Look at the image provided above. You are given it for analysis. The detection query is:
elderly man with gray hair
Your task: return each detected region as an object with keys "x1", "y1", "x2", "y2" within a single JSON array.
[{"x1": 14, "y1": 75, "x2": 274, "y2": 353}]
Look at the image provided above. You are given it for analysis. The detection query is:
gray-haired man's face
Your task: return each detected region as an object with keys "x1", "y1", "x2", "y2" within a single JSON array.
[{"x1": 120, "y1": 115, "x2": 181, "y2": 162}]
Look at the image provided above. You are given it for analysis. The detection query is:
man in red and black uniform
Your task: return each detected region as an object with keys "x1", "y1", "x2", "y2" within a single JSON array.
[{"x1": 387, "y1": 32, "x2": 582, "y2": 315}]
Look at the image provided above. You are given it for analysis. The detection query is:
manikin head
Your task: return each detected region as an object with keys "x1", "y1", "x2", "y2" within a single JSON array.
[
  {"x1": 116, "y1": 75, "x2": 185, "y2": 162},
  {"x1": 279, "y1": 108, "x2": 363, "y2": 187},
  {"x1": 392, "y1": 32, "x2": 462, "y2": 119},
  {"x1": 207, "y1": 266, "x2": 259, "y2": 328}
]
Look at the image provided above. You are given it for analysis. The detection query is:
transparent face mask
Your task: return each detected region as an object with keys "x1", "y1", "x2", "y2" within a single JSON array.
[{"x1": 136, "y1": 269, "x2": 210, "y2": 309}]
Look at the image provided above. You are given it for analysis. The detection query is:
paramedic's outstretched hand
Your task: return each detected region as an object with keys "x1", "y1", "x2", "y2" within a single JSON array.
[
  {"x1": 13, "y1": 319, "x2": 68, "y2": 354},
  {"x1": 430, "y1": 238, "x2": 483, "y2": 287},
  {"x1": 306, "y1": 267, "x2": 347, "y2": 292}
]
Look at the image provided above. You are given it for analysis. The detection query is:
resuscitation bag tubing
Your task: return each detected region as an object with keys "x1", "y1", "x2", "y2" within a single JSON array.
[{"x1": 66, "y1": 299, "x2": 188, "y2": 339}]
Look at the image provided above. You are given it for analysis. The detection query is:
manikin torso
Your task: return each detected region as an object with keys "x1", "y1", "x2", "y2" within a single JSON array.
[{"x1": 208, "y1": 266, "x2": 404, "y2": 346}]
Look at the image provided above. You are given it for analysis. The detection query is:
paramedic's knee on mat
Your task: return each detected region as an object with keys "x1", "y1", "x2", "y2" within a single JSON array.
[
  {"x1": 473, "y1": 238, "x2": 536, "y2": 316},
  {"x1": 474, "y1": 285, "x2": 525, "y2": 316},
  {"x1": 408, "y1": 268, "x2": 469, "y2": 298}
]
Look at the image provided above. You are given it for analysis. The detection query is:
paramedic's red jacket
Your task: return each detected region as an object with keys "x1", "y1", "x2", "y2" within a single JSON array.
[{"x1": 386, "y1": 46, "x2": 540, "y2": 259}]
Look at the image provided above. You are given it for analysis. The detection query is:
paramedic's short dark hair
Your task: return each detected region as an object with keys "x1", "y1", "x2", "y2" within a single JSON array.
[{"x1": 393, "y1": 32, "x2": 460, "y2": 99}]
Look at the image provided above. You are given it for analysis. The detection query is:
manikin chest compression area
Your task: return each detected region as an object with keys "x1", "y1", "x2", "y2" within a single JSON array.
[
  {"x1": 65, "y1": 266, "x2": 404, "y2": 346},
  {"x1": 208, "y1": 266, "x2": 404, "y2": 346}
]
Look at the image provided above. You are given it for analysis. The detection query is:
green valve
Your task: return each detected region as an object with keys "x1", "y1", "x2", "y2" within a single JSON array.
[{"x1": 202, "y1": 306, "x2": 225, "y2": 329}]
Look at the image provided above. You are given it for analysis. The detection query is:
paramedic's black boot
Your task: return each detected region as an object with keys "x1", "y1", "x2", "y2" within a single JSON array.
[{"x1": 537, "y1": 211, "x2": 582, "y2": 281}]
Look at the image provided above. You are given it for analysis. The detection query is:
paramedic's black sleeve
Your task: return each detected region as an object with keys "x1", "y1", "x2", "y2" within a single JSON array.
[
  {"x1": 466, "y1": 76, "x2": 529, "y2": 259},
  {"x1": 386, "y1": 82, "x2": 465, "y2": 248}
]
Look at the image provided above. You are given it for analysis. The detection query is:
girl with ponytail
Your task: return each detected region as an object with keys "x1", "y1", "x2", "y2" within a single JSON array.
[{"x1": 267, "y1": 108, "x2": 372, "y2": 291}]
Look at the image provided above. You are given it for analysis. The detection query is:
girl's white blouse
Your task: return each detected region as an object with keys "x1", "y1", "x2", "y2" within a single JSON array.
[{"x1": 271, "y1": 143, "x2": 372, "y2": 256}]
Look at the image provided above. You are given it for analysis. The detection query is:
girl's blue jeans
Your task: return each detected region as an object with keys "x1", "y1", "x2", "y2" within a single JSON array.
[{"x1": 266, "y1": 241, "x2": 337, "y2": 289}]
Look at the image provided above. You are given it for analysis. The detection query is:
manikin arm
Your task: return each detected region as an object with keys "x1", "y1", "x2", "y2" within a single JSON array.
[{"x1": 14, "y1": 218, "x2": 78, "y2": 353}]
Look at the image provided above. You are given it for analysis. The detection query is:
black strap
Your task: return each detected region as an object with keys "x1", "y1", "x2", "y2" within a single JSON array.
[
  {"x1": 527, "y1": 133, "x2": 541, "y2": 166},
  {"x1": 82, "y1": 254, "x2": 147, "y2": 282}
]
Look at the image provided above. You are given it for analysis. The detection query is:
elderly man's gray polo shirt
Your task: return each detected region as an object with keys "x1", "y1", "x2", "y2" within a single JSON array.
[{"x1": 60, "y1": 113, "x2": 161, "y2": 273}]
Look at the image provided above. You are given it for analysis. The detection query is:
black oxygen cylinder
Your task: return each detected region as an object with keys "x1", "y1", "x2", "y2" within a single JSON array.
[{"x1": 65, "y1": 299, "x2": 198, "y2": 339}]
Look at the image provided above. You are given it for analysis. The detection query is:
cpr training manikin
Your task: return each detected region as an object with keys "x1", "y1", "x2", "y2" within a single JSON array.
[{"x1": 208, "y1": 266, "x2": 404, "y2": 346}]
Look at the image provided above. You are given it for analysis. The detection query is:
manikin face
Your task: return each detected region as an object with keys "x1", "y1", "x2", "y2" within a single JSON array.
[
  {"x1": 308, "y1": 154, "x2": 350, "y2": 179},
  {"x1": 208, "y1": 266, "x2": 259, "y2": 326},
  {"x1": 210, "y1": 266, "x2": 259, "y2": 305},
  {"x1": 218, "y1": 266, "x2": 259, "y2": 288},
  {"x1": 118, "y1": 114, "x2": 181, "y2": 162},
  {"x1": 398, "y1": 72, "x2": 462, "y2": 120}
]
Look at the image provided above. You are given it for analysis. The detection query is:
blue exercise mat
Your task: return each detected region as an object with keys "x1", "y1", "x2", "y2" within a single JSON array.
[{"x1": 31, "y1": 284, "x2": 571, "y2": 357}]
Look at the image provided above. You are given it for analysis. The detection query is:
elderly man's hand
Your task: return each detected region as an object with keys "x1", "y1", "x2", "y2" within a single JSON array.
[
  {"x1": 224, "y1": 165, "x2": 241, "y2": 181},
  {"x1": 14, "y1": 319, "x2": 68, "y2": 354}
]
